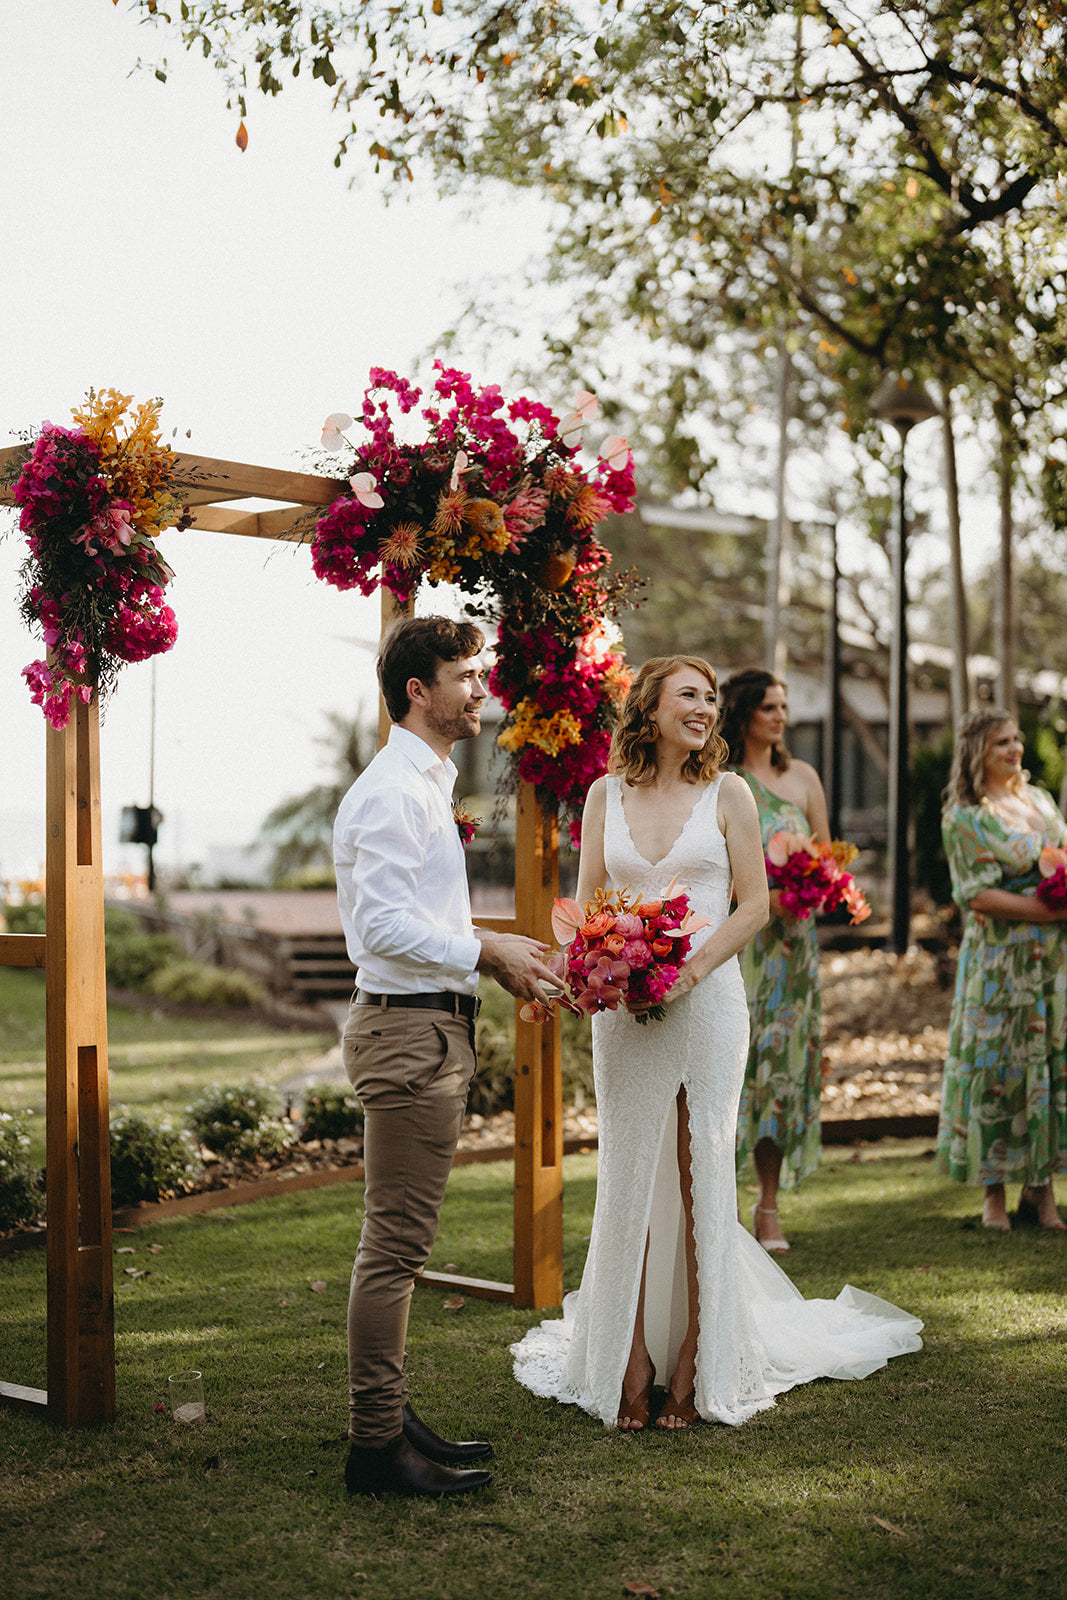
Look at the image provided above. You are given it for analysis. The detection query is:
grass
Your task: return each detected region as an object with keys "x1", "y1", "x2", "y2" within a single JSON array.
[
  {"x1": 3, "y1": 1138, "x2": 1067, "y2": 1600},
  {"x1": 0, "y1": 968, "x2": 335, "y2": 1165}
]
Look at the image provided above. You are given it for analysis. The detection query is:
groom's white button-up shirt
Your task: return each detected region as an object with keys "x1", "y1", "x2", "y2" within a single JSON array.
[{"x1": 333, "y1": 724, "x2": 481, "y2": 996}]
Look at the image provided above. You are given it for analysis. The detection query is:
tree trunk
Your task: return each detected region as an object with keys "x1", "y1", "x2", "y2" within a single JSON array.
[
  {"x1": 994, "y1": 399, "x2": 1016, "y2": 717},
  {"x1": 939, "y1": 387, "x2": 970, "y2": 729}
]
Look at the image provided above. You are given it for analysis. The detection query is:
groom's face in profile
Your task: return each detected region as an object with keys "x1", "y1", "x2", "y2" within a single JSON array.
[{"x1": 417, "y1": 654, "x2": 488, "y2": 745}]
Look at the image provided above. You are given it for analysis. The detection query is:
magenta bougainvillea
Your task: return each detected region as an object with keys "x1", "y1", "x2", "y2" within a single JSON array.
[{"x1": 314, "y1": 363, "x2": 641, "y2": 840}]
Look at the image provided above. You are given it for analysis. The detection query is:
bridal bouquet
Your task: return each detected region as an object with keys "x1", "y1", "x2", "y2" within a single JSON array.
[
  {"x1": 1037, "y1": 845, "x2": 1067, "y2": 906},
  {"x1": 765, "y1": 831, "x2": 872, "y2": 924},
  {"x1": 520, "y1": 880, "x2": 709, "y2": 1026}
]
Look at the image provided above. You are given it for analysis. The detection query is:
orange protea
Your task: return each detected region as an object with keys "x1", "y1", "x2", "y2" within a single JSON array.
[
  {"x1": 379, "y1": 521, "x2": 423, "y2": 569},
  {"x1": 432, "y1": 486, "x2": 468, "y2": 535},
  {"x1": 566, "y1": 481, "x2": 614, "y2": 531},
  {"x1": 543, "y1": 462, "x2": 581, "y2": 501},
  {"x1": 460, "y1": 496, "x2": 510, "y2": 554}
]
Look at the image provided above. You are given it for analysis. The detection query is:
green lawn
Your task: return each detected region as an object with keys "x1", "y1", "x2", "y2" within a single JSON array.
[{"x1": 2, "y1": 1139, "x2": 1066, "y2": 1600}]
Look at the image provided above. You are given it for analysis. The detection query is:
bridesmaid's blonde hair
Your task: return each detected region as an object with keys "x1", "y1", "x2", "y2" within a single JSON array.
[
  {"x1": 610, "y1": 655, "x2": 729, "y2": 786},
  {"x1": 943, "y1": 706, "x2": 1028, "y2": 812}
]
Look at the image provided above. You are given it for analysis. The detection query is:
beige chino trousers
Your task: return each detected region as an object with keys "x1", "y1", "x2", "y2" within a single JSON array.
[{"x1": 342, "y1": 999, "x2": 477, "y2": 1446}]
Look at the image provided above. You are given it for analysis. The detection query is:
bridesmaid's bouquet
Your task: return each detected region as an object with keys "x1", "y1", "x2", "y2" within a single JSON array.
[
  {"x1": 520, "y1": 879, "x2": 709, "y2": 1026},
  {"x1": 765, "y1": 831, "x2": 871, "y2": 924},
  {"x1": 1037, "y1": 845, "x2": 1067, "y2": 905}
]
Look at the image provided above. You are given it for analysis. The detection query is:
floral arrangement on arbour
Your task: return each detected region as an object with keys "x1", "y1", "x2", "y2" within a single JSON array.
[
  {"x1": 765, "y1": 830, "x2": 872, "y2": 924},
  {"x1": 4, "y1": 389, "x2": 186, "y2": 730},
  {"x1": 312, "y1": 363, "x2": 641, "y2": 841}
]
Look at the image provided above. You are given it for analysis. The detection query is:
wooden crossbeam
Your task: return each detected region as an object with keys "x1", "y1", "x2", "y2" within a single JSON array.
[{"x1": 0, "y1": 934, "x2": 46, "y2": 968}]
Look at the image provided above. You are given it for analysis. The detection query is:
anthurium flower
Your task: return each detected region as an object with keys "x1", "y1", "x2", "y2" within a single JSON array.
[
  {"x1": 551, "y1": 896, "x2": 586, "y2": 944},
  {"x1": 449, "y1": 449, "x2": 470, "y2": 492},
  {"x1": 766, "y1": 829, "x2": 817, "y2": 866},
  {"x1": 599, "y1": 435, "x2": 631, "y2": 471},
  {"x1": 321, "y1": 412, "x2": 354, "y2": 450},
  {"x1": 348, "y1": 471, "x2": 384, "y2": 509},
  {"x1": 1039, "y1": 845, "x2": 1067, "y2": 877}
]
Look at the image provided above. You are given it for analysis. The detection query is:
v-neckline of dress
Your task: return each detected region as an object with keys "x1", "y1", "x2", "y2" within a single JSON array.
[{"x1": 617, "y1": 777, "x2": 714, "y2": 870}]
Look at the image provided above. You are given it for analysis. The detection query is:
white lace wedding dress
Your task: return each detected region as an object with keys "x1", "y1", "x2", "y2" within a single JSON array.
[{"x1": 512, "y1": 774, "x2": 923, "y2": 1426}]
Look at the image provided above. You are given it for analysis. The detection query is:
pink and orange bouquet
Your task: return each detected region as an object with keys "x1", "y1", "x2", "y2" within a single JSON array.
[
  {"x1": 765, "y1": 831, "x2": 871, "y2": 925},
  {"x1": 521, "y1": 880, "x2": 709, "y2": 1026},
  {"x1": 1037, "y1": 845, "x2": 1067, "y2": 906}
]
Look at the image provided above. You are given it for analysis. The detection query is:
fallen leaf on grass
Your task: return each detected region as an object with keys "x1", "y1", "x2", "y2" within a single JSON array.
[
  {"x1": 148, "y1": 1244, "x2": 164, "y2": 1254},
  {"x1": 309, "y1": 1280, "x2": 327, "y2": 1294},
  {"x1": 623, "y1": 1582, "x2": 660, "y2": 1597},
  {"x1": 116, "y1": 1246, "x2": 136, "y2": 1255},
  {"x1": 872, "y1": 1516, "x2": 907, "y2": 1537},
  {"x1": 123, "y1": 1267, "x2": 148, "y2": 1279},
  {"x1": 442, "y1": 1296, "x2": 465, "y2": 1311}
]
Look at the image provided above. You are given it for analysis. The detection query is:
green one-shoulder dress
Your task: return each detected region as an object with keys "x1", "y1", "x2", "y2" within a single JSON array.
[
  {"x1": 938, "y1": 790, "x2": 1067, "y2": 1186},
  {"x1": 734, "y1": 771, "x2": 822, "y2": 1191}
]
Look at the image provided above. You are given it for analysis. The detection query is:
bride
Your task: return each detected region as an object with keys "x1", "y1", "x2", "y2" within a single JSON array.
[{"x1": 512, "y1": 656, "x2": 923, "y2": 1429}]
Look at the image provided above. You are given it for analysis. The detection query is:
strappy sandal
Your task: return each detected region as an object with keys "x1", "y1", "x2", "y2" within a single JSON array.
[
  {"x1": 753, "y1": 1203, "x2": 790, "y2": 1252},
  {"x1": 655, "y1": 1389, "x2": 699, "y2": 1430},
  {"x1": 617, "y1": 1364, "x2": 655, "y2": 1431}
]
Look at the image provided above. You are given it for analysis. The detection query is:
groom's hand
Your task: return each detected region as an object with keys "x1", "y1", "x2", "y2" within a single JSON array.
[{"x1": 476, "y1": 930, "x2": 559, "y2": 1001}]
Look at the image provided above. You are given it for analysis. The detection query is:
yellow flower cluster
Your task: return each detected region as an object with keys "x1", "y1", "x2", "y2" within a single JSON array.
[
  {"x1": 422, "y1": 489, "x2": 511, "y2": 584},
  {"x1": 71, "y1": 388, "x2": 184, "y2": 538},
  {"x1": 497, "y1": 698, "x2": 584, "y2": 757}
]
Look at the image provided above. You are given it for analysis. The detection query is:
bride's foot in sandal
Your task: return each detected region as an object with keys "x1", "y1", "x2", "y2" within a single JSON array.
[
  {"x1": 753, "y1": 1203, "x2": 790, "y2": 1252},
  {"x1": 656, "y1": 1387, "x2": 699, "y2": 1430},
  {"x1": 617, "y1": 1363, "x2": 655, "y2": 1431}
]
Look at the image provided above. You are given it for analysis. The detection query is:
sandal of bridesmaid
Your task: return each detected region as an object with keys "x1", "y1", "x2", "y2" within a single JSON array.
[
  {"x1": 752, "y1": 1203, "x2": 790, "y2": 1252},
  {"x1": 617, "y1": 1365, "x2": 655, "y2": 1431},
  {"x1": 1018, "y1": 1186, "x2": 1067, "y2": 1231},
  {"x1": 655, "y1": 1389, "x2": 699, "y2": 1431},
  {"x1": 981, "y1": 1192, "x2": 1012, "y2": 1232}
]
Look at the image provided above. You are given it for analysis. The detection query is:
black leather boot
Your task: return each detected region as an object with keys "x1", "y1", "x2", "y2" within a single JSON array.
[
  {"x1": 402, "y1": 1402, "x2": 493, "y2": 1464},
  {"x1": 345, "y1": 1434, "x2": 492, "y2": 1498}
]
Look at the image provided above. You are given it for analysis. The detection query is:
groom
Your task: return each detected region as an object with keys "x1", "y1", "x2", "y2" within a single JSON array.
[{"x1": 334, "y1": 614, "x2": 558, "y2": 1498}]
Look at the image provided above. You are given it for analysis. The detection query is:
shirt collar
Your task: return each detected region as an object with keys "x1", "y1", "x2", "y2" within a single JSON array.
[{"x1": 386, "y1": 723, "x2": 458, "y2": 793}]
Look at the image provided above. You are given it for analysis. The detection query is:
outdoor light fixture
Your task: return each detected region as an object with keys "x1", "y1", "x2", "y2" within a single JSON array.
[{"x1": 868, "y1": 373, "x2": 940, "y2": 956}]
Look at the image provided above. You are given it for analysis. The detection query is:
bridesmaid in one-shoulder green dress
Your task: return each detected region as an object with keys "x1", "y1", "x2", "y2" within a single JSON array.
[{"x1": 720, "y1": 669, "x2": 831, "y2": 1252}]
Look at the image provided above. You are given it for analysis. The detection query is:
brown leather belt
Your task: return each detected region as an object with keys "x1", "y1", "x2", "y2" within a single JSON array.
[{"x1": 356, "y1": 989, "x2": 480, "y2": 1022}]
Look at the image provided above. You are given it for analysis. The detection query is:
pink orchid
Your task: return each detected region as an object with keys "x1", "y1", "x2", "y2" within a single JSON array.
[
  {"x1": 321, "y1": 412, "x2": 354, "y2": 451},
  {"x1": 348, "y1": 471, "x2": 384, "y2": 509}
]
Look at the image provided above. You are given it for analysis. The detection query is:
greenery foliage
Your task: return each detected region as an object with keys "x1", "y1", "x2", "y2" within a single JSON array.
[
  {"x1": 299, "y1": 1081, "x2": 363, "y2": 1142},
  {"x1": 103, "y1": 907, "x2": 185, "y2": 990},
  {"x1": 146, "y1": 958, "x2": 267, "y2": 1008},
  {"x1": 0, "y1": 1110, "x2": 43, "y2": 1230},
  {"x1": 185, "y1": 1082, "x2": 294, "y2": 1159},
  {"x1": 108, "y1": 1107, "x2": 201, "y2": 1208}
]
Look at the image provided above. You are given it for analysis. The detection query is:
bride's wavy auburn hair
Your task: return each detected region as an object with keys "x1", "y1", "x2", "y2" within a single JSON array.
[
  {"x1": 610, "y1": 655, "x2": 729, "y2": 786},
  {"x1": 943, "y1": 706, "x2": 1028, "y2": 812}
]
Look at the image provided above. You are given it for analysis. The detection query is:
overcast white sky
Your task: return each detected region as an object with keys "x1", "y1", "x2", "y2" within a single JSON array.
[{"x1": 1, "y1": 0, "x2": 561, "y2": 883}]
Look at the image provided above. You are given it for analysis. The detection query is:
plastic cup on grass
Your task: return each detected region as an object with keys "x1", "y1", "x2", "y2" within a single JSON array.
[{"x1": 168, "y1": 1370, "x2": 205, "y2": 1423}]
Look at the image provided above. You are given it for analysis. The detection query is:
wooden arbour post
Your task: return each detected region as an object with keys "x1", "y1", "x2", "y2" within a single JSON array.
[{"x1": 0, "y1": 446, "x2": 565, "y2": 1424}]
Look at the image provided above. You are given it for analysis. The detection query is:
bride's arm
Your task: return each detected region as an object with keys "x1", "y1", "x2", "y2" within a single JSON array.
[
  {"x1": 574, "y1": 775, "x2": 610, "y2": 907},
  {"x1": 666, "y1": 773, "x2": 769, "y2": 999}
]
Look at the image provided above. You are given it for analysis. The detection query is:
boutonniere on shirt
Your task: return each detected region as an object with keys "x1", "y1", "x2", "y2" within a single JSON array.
[{"x1": 453, "y1": 803, "x2": 481, "y2": 848}]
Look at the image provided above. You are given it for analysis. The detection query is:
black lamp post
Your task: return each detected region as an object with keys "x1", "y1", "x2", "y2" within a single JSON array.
[{"x1": 869, "y1": 374, "x2": 940, "y2": 956}]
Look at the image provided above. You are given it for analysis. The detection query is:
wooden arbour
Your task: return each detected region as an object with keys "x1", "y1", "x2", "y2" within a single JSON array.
[{"x1": 0, "y1": 447, "x2": 563, "y2": 1427}]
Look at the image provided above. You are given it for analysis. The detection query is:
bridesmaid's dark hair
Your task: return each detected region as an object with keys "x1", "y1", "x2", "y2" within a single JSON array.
[
  {"x1": 943, "y1": 706, "x2": 1027, "y2": 812},
  {"x1": 719, "y1": 667, "x2": 791, "y2": 771},
  {"x1": 611, "y1": 655, "x2": 729, "y2": 786}
]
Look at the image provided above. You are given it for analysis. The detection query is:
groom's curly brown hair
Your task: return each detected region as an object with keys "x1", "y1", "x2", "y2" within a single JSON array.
[{"x1": 610, "y1": 655, "x2": 729, "y2": 785}]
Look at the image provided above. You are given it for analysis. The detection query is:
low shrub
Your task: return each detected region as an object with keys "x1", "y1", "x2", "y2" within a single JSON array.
[
  {"x1": 109, "y1": 1108, "x2": 201, "y2": 1207},
  {"x1": 468, "y1": 1013, "x2": 517, "y2": 1117},
  {"x1": 104, "y1": 907, "x2": 185, "y2": 990},
  {"x1": 299, "y1": 1081, "x2": 363, "y2": 1142},
  {"x1": 3, "y1": 900, "x2": 46, "y2": 936},
  {"x1": 147, "y1": 959, "x2": 266, "y2": 1008},
  {"x1": 0, "y1": 1110, "x2": 45, "y2": 1231},
  {"x1": 186, "y1": 1082, "x2": 294, "y2": 1159}
]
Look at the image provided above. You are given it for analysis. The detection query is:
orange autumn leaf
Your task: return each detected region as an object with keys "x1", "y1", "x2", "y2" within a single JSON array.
[{"x1": 236, "y1": 121, "x2": 249, "y2": 152}]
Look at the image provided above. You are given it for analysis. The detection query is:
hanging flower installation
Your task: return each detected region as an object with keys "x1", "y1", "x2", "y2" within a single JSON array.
[
  {"x1": 314, "y1": 364, "x2": 641, "y2": 840},
  {"x1": 6, "y1": 389, "x2": 187, "y2": 730}
]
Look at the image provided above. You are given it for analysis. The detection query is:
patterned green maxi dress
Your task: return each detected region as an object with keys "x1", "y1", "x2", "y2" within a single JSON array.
[
  {"x1": 938, "y1": 789, "x2": 1067, "y2": 1187},
  {"x1": 734, "y1": 772, "x2": 822, "y2": 1190}
]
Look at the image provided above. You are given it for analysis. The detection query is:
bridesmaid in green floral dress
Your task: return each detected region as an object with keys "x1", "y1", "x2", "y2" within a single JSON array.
[
  {"x1": 720, "y1": 668, "x2": 830, "y2": 1252},
  {"x1": 939, "y1": 707, "x2": 1067, "y2": 1231}
]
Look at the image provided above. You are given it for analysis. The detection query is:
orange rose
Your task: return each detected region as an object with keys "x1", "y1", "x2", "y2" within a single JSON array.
[
  {"x1": 634, "y1": 901, "x2": 663, "y2": 919},
  {"x1": 582, "y1": 912, "x2": 616, "y2": 938},
  {"x1": 602, "y1": 934, "x2": 626, "y2": 955}
]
